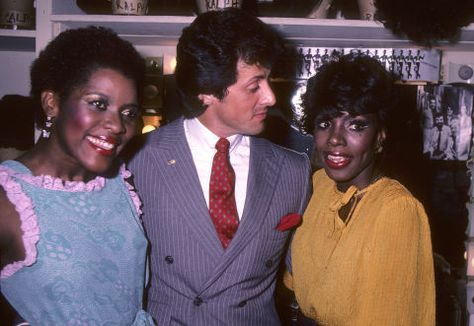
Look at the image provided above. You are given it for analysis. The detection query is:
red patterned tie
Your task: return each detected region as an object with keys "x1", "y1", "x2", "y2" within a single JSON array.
[{"x1": 209, "y1": 138, "x2": 239, "y2": 249}]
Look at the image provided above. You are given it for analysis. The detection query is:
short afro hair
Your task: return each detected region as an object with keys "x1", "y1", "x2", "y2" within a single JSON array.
[
  {"x1": 302, "y1": 53, "x2": 398, "y2": 135},
  {"x1": 30, "y1": 26, "x2": 146, "y2": 127}
]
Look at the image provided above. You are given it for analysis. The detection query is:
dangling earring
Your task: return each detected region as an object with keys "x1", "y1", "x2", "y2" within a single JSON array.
[
  {"x1": 375, "y1": 141, "x2": 383, "y2": 153},
  {"x1": 41, "y1": 116, "x2": 53, "y2": 139}
]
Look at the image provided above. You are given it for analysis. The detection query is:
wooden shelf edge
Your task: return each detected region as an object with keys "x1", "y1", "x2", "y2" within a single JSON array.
[{"x1": 0, "y1": 28, "x2": 36, "y2": 38}]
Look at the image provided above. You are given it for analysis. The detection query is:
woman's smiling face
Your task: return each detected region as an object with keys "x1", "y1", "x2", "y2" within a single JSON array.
[
  {"x1": 313, "y1": 111, "x2": 385, "y2": 192},
  {"x1": 52, "y1": 68, "x2": 140, "y2": 174}
]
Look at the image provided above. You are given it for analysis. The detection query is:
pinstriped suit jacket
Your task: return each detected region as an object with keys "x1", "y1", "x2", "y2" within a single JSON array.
[{"x1": 128, "y1": 117, "x2": 311, "y2": 325}]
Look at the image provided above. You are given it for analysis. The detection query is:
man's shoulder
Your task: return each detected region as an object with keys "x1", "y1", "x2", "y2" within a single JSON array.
[
  {"x1": 124, "y1": 118, "x2": 185, "y2": 164},
  {"x1": 143, "y1": 118, "x2": 185, "y2": 145},
  {"x1": 252, "y1": 136, "x2": 309, "y2": 164}
]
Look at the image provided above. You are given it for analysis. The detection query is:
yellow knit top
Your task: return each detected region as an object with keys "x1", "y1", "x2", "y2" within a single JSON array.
[{"x1": 285, "y1": 169, "x2": 435, "y2": 326}]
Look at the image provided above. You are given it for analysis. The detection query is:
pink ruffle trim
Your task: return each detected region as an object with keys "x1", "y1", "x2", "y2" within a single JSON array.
[
  {"x1": 120, "y1": 165, "x2": 143, "y2": 216},
  {"x1": 0, "y1": 167, "x2": 40, "y2": 279},
  {"x1": 14, "y1": 171, "x2": 105, "y2": 192}
]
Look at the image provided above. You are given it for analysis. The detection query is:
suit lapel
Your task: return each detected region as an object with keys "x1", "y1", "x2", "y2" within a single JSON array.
[
  {"x1": 232, "y1": 137, "x2": 281, "y2": 250},
  {"x1": 153, "y1": 118, "x2": 224, "y2": 257}
]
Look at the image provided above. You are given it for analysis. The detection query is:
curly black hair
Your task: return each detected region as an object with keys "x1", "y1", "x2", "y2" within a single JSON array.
[
  {"x1": 30, "y1": 26, "x2": 146, "y2": 128},
  {"x1": 374, "y1": 0, "x2": 474, "y2": 47},
  {"x1": 174, "y1": 8, "x2": 285, "y2": 118},
  {"x1": 302, "y1": 53, "x2": 398, "y2": 135}
]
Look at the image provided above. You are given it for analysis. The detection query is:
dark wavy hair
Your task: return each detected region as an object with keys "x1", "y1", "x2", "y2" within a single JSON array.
[
  {"x1": 374, "y1": 0, "x2": 474, "y2": 47},
  {"x1": 30, "y1": 26, "x2": 146, "y2": 128},
  {"x1": 302, "y1": 53, "x2": 398, "y2": 135},
  {"x1": 174, "y1": 8, "x2": 285, "y2": 118}
]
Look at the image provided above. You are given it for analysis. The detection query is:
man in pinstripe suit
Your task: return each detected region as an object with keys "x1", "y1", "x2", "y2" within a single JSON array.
[{"x1": 128, "y1": 8, "x2": 311, "y2": 325}]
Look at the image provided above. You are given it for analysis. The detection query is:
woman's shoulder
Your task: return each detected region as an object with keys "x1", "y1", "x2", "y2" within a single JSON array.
[
  {"x1": 0, "y1": 160, "x2": 30, "y2": 175},
  {"x1": 0, "y1": 162, "x2": 40, "y2": 279},
  {"x1": 369, "y1": 177, "x2": 429, "y2": 225},
  {"x1": 0, "y1": 161, "x2": 27, "y2": 198},
  {"x1": 374, "y1": 177, "x2": 419, "y2": 202}
]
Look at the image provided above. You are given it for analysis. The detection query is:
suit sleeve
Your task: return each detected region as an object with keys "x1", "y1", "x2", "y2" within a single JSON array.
[{"x1": 127, "y1": 146, "x2": 157, "y2": 214}]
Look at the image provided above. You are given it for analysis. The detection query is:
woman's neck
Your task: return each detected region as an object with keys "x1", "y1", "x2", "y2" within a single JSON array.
[{"x1": 16, "y1": 140, "x2": 95, "y2": 182}]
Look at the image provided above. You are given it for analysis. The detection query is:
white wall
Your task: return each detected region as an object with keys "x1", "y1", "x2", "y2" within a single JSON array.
[
  {"x1": 0, "y1": 50, "x2": 35, "y2": 98},
  {"x1": 441, "y1": 50, "x2": 474, "y2": 83}
]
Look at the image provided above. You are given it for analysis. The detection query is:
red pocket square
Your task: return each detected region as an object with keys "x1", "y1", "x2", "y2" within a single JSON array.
[{"x1": 276, "y1": 213, "x2": 302, "y2": 231}]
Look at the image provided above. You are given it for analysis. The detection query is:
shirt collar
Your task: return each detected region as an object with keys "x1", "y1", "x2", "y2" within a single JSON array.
[{"x1": 185, "y1": 117, "x2": 244, "y2": 153}]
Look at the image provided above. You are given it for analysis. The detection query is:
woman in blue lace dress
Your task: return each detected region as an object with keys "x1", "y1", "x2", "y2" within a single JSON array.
[{"x1": 0, "y1": 26, "x2": 155, "y2": 325}]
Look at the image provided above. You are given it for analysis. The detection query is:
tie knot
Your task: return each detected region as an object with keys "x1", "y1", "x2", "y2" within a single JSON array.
[{"x1": 215, "y1": 138, "x2": 230, "y2": 153}]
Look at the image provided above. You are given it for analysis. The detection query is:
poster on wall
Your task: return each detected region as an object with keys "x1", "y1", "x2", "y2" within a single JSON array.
[
  {"x1": 418, "y1": 85, "x2": 474, "y2": 161},
  {"x1": 293, "y1": 47, "x2": 441, "y2": 82}
]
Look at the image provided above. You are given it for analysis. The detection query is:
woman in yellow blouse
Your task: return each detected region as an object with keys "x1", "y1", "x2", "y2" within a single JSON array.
[{"x1": 285, "y1": 53, "x2": 435, "y2": 325}]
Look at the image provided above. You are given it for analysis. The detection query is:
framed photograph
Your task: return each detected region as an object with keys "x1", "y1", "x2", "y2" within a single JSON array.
[{"x1": 418, "y1": 85, "x2": 473, "y2": 161}]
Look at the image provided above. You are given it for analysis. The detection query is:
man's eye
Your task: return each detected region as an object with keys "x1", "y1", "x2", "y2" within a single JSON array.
[
  {"x1": 249, "y1": 86, "x2": 260, "y2": 93},
  {"x1": 248, "y1": 81, "x2": 261, "y2": 93}
]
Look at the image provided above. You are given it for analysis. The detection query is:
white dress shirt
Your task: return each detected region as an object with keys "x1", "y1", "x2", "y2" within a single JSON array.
[{"x1": 184, "y1": 118, "x2": 250, "y2": 220}]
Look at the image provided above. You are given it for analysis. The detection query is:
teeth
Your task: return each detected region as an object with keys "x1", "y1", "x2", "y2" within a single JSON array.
[
  {"x1": 87, "y1": 136, "x2": 114, "y2": 150},
  {"x1": 327, "y1": 154, "x2": 347, "y2": 163}
]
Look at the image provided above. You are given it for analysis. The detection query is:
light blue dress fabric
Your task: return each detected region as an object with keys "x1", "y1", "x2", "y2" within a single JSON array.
[{"x1": 0, "y1": 160, "x2": 154, "y2": 325}]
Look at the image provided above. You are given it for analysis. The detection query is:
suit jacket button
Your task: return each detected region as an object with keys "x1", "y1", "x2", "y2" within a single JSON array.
[
  {"x1": 238, "y1": 300, "x2": 247, "y2": 307},
  {"x1": 165, "y1": 256, "x2": 174, "y2": 264},
  {"x1": 265, "y1": 259, "x2": 273, "y2": 268},
  {"x1": 194, "y1": 297, "x2": 203, "y2": 306}
]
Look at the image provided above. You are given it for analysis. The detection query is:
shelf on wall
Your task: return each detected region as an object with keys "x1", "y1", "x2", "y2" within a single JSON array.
[
  {"x1": 268, "y1": 18, "x2": 474, "y2": 50},
  {"x1": 0, "y1": 28, "x2": 36, "y2": 38},
  {"x1": 50, "y1": 15, "x2": 193, "y2": 46},
  {"x1": 265, "y1": 17, "x2": 411, "y2": 48},
  {"x1": 49, "y1": 14, "x2": 474, "y2": 49}
]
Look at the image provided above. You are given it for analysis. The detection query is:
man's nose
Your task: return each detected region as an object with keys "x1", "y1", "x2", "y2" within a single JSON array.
[{"x1": 261, "y1": 81, "x2": 276, "y2": 107}]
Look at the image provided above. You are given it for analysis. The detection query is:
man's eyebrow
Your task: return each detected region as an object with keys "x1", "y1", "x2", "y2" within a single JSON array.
[{"x1": 245, "y1": 74, "x2": 266, "y2": 84}]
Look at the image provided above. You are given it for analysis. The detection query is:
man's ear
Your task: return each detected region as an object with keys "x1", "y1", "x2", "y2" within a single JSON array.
[
  {"x1": 40, "y1": 91, "x2": 59, "y2": 118},
  {"x1": 198, "y1": 94, "x2": 218, "y2": 107}
]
